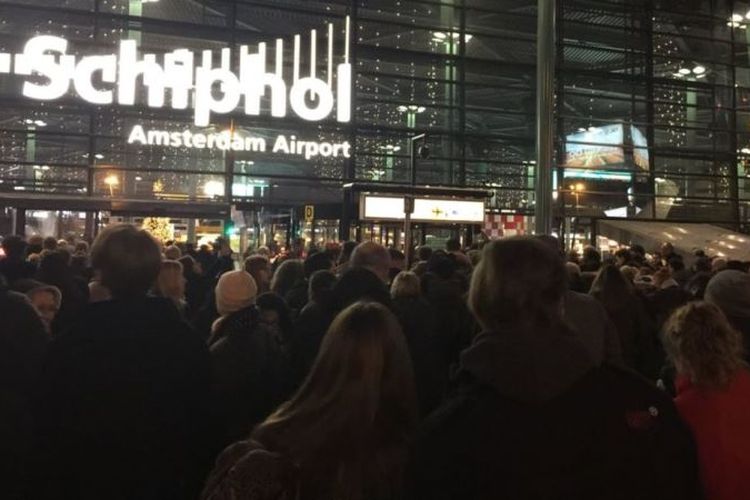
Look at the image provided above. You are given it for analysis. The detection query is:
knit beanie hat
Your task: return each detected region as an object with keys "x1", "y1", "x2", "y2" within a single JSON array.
[
  {"x1": 215, "y1": 270, "x2": 258, "y2": 317},
  {"x1": 705, "y1": 270, "x2": 750, "y2": 320}
]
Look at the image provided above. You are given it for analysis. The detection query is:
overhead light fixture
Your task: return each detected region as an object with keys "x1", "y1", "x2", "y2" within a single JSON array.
[
  {"x1": 41, "y1": 165, "x2": 50, "y2": 170},
  {"x1": 734, "y1": 13, "x2": 744, "y2": 22},
  {"x1": 103, "y1": 174, "x2": 119, "y2": 186},
  {"x1": 692, "y1": 65, "x2": 706, "y2": 75},
  {"x1": 34, "y1": 120, "x2": 47, "y2": 127},
  {"x1": 695, "y1": 73, "x2": 706, "y2": 79},
  {"x1": 94, "y1": 153, "x2": 104, "y2": 160},
  {"x1": 577, "y1": 127, "x2": 586, "y2": 132},
  {"x1": 135, "y1": 176, "x2": 143, "y2": 181},
  {"x1": 678, "y1": 68, "x2": 691, "y2": 75},
  {"x1": 746, "y1": 10, "x2": 750, "y2": 19}
]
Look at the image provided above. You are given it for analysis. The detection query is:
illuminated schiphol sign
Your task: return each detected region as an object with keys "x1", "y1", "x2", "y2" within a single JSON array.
[{"x1": 0, "y1": 18, "x2": 352, "y2": 132}]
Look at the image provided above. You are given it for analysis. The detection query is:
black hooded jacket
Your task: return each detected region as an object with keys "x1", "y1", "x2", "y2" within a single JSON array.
[
  {"x1": 28, "y1": 297, "x2": 217, "y2": 500},
  {"x1": 408, "y1": 324, "x2": 701, "y2": 500}
]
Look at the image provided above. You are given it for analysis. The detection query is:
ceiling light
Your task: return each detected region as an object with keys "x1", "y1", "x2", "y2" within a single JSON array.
[
  {"x1": 41, "y1": 165, "x2": 50, "y2": 170},
  {"x1": 94, "y1": 153, "x2": 104, "y2": 160},
  {"x1": 692, "y1": 65, "x2": 706, "y2": 75},
  {"x1": 695, "y1": 73, "x2": 706, "y2": 79},
  {"x1": 577, "y1": 127, "x2": 586, "y2": 132},
  {"x1": 678, "y1": 68, "x2": 691, "y2": 75},
  {"x1": 733, "y1": 13, "x2": 744, "y2": 22},
  {"x1": 135, "y1": 176, "x2": 143, "y2": 181},
  {"x1": 34, "y1": 120, "x2": 47, "y2": 127},
  {"x1": 432, "y1": 32, "x2": 447, "y2": 40},
  {"x1": 746, "y1": 10, "x2": 750, "y2": 19}
]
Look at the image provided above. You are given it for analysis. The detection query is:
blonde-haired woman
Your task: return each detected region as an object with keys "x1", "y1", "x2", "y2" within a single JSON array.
[
  {"x1": 154, "y1": 260, "x2": 186, "y2": 314},
  {"x1": 664, "y1": 301, "x2": 750, "y2": 500},
  {"x1": 203, "y1": 301, "x2": 418, "y2": 500}
]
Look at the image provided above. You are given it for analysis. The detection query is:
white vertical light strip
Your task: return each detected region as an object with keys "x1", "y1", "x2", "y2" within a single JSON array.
[
  {"x1": 293, "y1": 34, "x2": 300, "y2": 82},
  {"x1": 310, "y1": 29, "x2": 317, "y2": 78},
  {"x1": 275, "y1": 38, "x2": 283, "y2": 77},
  {"x1": 220, "y1": 48, "x2": 230, "y2": 70},
  {"x1": 258, "y1": 42, "x2": 266, "y2": 71},
  {"x1": 345, "y1": 15, "x2": 350, "y2": 63},
  {"x1": 202, "y1": 49, "x2": 212, "y2": 68},
  {"x1": 327, "y1": 23, "x2": 334, "y2": 86}
]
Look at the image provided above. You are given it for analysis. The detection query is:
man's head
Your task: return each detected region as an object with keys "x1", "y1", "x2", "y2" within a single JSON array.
[
  {"x1": 350, "y1": 241, "x2": 391, "y2": 283},
  {"x1": 705, "y1": 270, "x2": 750, "y2": 321},
  {"x1": 42, "y1": 236, "x2": 58, "y2": 251},
  {"x1": 388, "y1": 248, "x2": 406, "y2": 271},
  {"x1": 446, "y1": 238, "x2": 461, "y2": 253},
  {"x1": 1, "y1": 235, "x2": 27, "y2": 260},
  {"x1": 661, "y1": 242, "x2": 675, "y2": 259},
  {"x1": 164, "y1": 245, "x2": 182, "y2": 261},
  {"x1": 304, "y1": 251, "x2": 333, "y2": 278},
  {"x1": 244, "y1": 255, "x2": 272, "y2": 292},
  {"x1": 90, "y1": 224, "x2": 162, "y2": 299},
  {"x1": 416, "y1": 245, "x2": 433, "y2": 262}
]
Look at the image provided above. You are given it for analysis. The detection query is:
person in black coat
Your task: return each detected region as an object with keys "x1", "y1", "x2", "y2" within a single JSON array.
[
  {"x1": 35, "y1": 250, "x2": 89, "y2": 336},
  {"x1": 0, "y1": 235, "x2": 36, "y2": 285},
  {"x1": 28, "y1": 224, "x2": 217, "y2": 500},
  {"x1": 407, "y1": 237, "x2": 700, "y2": 500},
  {"x1": 210, "y1": 302, "x2": 287, "y2": 447},
  {"x1": 0, "y1": 276, "x2": 48, "y2": 500},
  {"x1": 289, "y1": 270, "x2": 338, "y2": 389},
  {"x1": 390, "y1": 271, "x2": 446, "y2": 418}
]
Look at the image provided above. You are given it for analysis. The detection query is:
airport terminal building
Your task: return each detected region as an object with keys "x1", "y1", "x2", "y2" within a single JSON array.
[{"x1": 0, "y1": 0, "x2": 749, "y2": 254}]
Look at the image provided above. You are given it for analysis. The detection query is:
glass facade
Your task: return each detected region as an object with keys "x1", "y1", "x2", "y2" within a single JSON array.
[{"x1": 0, "y1": 0, "x2": 749, "y2": 242}]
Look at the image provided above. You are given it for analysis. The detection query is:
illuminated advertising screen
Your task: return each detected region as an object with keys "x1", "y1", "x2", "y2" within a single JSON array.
[
  {"x1": 564, "y1": 124, "x2": 625, "y2": 169},
  {"x1": 361, "y1": 195, "x2": 485, "y2": 223},
  {"x1": 631, "y1": 125, "x2": 650, "y2": 171}
]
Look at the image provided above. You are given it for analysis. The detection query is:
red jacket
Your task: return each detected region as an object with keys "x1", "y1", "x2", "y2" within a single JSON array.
[{"x1": 675, "y1": 370, "x2": 750, "y2": 500}]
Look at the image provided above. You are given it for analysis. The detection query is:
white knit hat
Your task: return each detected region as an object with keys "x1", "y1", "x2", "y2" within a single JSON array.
[{"x1": 215, "y1": 270, "x2": 258, "y2": 316}]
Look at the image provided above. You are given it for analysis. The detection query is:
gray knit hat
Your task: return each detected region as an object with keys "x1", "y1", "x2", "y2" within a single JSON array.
[{"x1": 705, "y1": 270, "x2": 750, "y2": 319}]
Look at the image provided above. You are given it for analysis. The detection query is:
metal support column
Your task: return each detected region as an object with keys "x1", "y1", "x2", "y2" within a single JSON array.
[{"x1": 534, "y1": 0, "x2": 556, "y2": 235}]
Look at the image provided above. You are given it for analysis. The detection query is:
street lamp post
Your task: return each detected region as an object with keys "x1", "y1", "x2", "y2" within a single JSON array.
[{"x1": 404, "y1": 133, "x2": 427, "y2": 265}]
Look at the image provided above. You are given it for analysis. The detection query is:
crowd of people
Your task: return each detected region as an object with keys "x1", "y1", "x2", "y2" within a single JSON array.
[{"x1": 1, "y1": 227, "x2": 749, "y2": 500}]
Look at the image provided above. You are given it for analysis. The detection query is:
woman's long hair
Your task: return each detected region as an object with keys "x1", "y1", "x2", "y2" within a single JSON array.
[
  {"x1": 664, "y1": 301, "x2": 747, "y2": 390},
  {"x1": 589, "y1": 264, "x2": 635, "y2": 314},
  {"x1": 252, "y1": 301, "x2": 418, "y2": 500}
]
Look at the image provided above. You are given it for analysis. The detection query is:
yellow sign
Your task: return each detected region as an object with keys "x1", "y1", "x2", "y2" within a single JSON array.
[{"x1": 304, "y1": 205, "x2": 314, "y2": 222}]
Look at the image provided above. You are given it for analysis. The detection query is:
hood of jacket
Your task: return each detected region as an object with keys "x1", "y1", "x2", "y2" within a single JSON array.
[{"x1": 460, "y1": 323, "x2": 596, "y2": 404}]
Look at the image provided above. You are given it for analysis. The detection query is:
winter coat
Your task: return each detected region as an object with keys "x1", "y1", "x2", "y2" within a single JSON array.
[
  {"x1": 0, "y1": 257, "x2": 36, "y2": 285},
  {"x1": 588, "y1": 291, "x2": 660, "y2": 378},
  {"x1": 675, "y1": 371, "x2": 750, "y2": 500},
  {"x1": 289, "y1": 300, "x2": 334, "y2": 390},
  {"x1": 0, "y1": 288, "x2": 48, "y2": 500},
  {"x1": 284, "y1": 279, "x2": 309, "y2": 315},
  {"x1": 391, "y1": 295, "x2": 447, "y2": 417},
  {"x1": 330, "y1": 267, "x2": 392, "y2": 312},
  {"x1": 28, "y1": 297, "x2": 217, "y2": 500},
  {"x1": 210, "y1": 306, "x2": 288, "y2": 446},
  {"x1": 407, "y1": 325, "x2": 701, "y2": 500}
]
